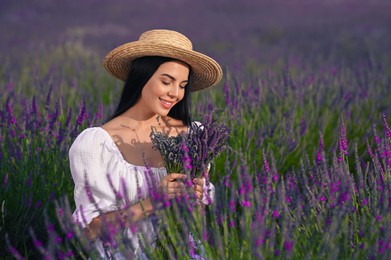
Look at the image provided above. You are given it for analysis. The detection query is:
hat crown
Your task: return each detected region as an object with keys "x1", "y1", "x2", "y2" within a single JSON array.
[{"x1": 139, "y1": 29, "x2": 193, "y2": 50}]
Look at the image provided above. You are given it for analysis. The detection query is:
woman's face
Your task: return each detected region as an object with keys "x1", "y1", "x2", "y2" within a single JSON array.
[{"x1": 139, "y1": 60, "x2": 190, "y2": 117}]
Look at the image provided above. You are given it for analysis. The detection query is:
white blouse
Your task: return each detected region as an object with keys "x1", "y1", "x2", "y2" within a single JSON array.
[{"x1": 69, "y1": 127, "x2": 214, "y2": 256}]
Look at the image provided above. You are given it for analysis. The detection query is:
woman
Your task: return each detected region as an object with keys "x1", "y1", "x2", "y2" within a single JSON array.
[{"x1": 69, "y1": 29, "x2": 223, "y2": 258}]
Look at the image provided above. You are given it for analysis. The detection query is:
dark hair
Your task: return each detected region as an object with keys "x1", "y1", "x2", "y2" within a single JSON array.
[{"x1": 108, "y1": 56, "x2": 192, "y2": 125}]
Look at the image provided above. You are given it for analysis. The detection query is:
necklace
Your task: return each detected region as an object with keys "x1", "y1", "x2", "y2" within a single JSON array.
[{"x1": 156, "y1": 115, "x2": 162, "y2": 127}]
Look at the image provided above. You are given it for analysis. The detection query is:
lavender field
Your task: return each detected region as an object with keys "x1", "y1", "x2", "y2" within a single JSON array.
[{"x1": 1, "y1": 0, "x2": 391, "y2": 259}]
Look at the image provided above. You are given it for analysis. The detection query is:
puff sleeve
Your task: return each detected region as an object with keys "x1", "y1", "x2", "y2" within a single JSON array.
[{"x1": 69, "y1": 128, "x2": 137, "y2": 228}]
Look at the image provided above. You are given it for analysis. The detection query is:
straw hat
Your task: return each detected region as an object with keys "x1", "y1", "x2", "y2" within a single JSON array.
[{"x1": 103, "y1": 29, "x2": 223, "y2": 91}]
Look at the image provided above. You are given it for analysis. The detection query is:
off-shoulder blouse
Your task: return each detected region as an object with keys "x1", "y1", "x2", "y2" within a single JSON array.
[{"x1": 68, "y1": 127, "x2": 214, "y2": 257}]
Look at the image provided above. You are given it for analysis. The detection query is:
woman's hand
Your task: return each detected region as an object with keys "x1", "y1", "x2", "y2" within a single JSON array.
[
  {"x1": 158, "y1": 173, "x2": 187, "y2": 199},
  {"x1": 192, "y1": 177, "x2": 205, "y2": 200}
]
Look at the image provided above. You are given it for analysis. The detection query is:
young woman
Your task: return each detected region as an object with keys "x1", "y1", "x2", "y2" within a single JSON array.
[{"x1": 69, "y1": 29, "x2": 222, "y2": 258}]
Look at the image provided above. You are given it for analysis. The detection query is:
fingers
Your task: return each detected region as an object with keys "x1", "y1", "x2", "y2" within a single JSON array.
[
  {"x1": 163, "y1": 173, "x2": 187, "y2": 182},
  {"x1": 192, "y1": 178, "x2": 205, "y2": 187},
  {"x1": 193, "y1": 178, "x2": 204, "y2": 200},
  {"x1": 159, "y1": 174, "x2": 187, "y2": 199},
  {"x1": 166, "y1": 181, "x2": 185, "y2": 195},
  {"x1": 159, "y1": 175, "x2": 206, "y2": 201}
]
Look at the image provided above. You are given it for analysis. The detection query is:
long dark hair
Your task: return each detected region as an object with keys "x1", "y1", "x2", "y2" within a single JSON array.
[{"x1": 108, "y1": 56, "x2": 192, "y2": 125}]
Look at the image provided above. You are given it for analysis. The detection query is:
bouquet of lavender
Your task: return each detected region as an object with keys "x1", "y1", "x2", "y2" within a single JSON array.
[
  {"x1": 149, "y1": 128, "x2": 188, "y2": 174},
  {"x1": 150, "y1": 114, "x2": 229, "y2": 258},
  {"x1": 150, "y1": 114, "x2": 230, "y2": 179}
]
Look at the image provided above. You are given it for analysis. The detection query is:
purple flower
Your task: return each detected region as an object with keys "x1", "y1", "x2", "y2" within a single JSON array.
[
  {"x1": 66, "y1": 231, "x2": 73, "y2": 240},
  {"x1": 242, "y1": 200, "x2": 251, "y2": 208},
  {"x1": 284, "y1": 240, "x2": 294, "y2": 252},
  {"x1": 338, "y1": 192, "x2": 350, "y2": 205},
  {"x1": 181, "y1": 142, "x2": 192, "y2": 171},
  {"x1": 96, "y1": 103, "x2": 103, "y2": 120},
  {"x1": 263, "y1": 152, "x2": 271, "y2": 175},
  {"x1": 9, "y1": 246, "x2": 25, "y2": 260},
  {"x1": 362, "y1": 198, "x2": 368, "y2": 206},
  {"x1": 76, "y1": 100, "x2": 86, "y2": 126},
  {"x1": 316, "y1": 131, "x2": 325, "y2": 164},
  {"x1": 229, "y1": 220, "x2": 235, "y2": 227},
  {"x1": 45, "y1": 86, "x2": 52, "y2": 112},
  {"x1": 229, "y1": 200, "x2": 236, "y2": 211},
  {"x1": 272, "y1": 210, "x2": 280, "y2": 219},
  {"x1": 31, "y1": 96, "x2": 37, "y2": 116},
  {"x1": 150, "y1": 113, "x2": 230, "y2": 179},
  {"x1": 56, "y1": 236, "x2": 62, "y2": 244},
  {"x1": 6, "y1": 102, "x2": 17, "y2": 125},
  {"x1": 338, "y1": 118, "x2": 348, "y2": 161},
  {"x1": 383, "y1": 114, "x2": 391, "y2": 139},
  {"x1": 300, "y1": 117, "x2": 307, "y2": 135},
  {"x1": 26, "y1": 173, "x2": 32, "y2": 187},
  {"x1": 35, "y1": 200, "x2": 42, "y2": 209},
  {"x1": 3, "y1": 173, "x2": 9, "y2": 188}
]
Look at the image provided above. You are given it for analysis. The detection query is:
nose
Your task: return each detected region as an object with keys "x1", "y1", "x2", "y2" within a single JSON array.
[{"x1": 168, "y1": 84, "x2": 180, "y2": 98}]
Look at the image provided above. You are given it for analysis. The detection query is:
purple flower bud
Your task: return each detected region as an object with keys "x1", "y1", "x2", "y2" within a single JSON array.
[
  {"x1": 45, "y1": 87, "x2": 52, "y2": 112},
  {"x1": 383, "y1": 114, "x2": 391, "y2": 139},
  {"x1": 229, "y1": 200, "x2": 236, "y2": 211},
  {"x1": 284, "y1": 240, "x2": 293, "y2": 252},
  {"x1": 362, "y1": 198, "x2": 368, "y2": 206},
  {"x1": 338, "y1": 118, "x2": 348, "y2": 162},
  {"x1": 31, "y1": 96, "x2": 37, "y2": 115},
  {"x1": 3, "y1": 173, "x2": 8, "y2": 188},
  {"x1": 229, "y1": 220, "x2": 235, "y2": 228},
  {"x1": 58, "y1": 208, "x2": 64, "y2": 218},
  {"x1": 263, "y1": 152, "x2": 271, "y2": 175},
  {"x1": 56, "y1": 236, "x2": 62, "y2": 244},
  {"x1": 272, "y1": 210, "x2": 280, "y2": 218},
  {"x1": 300, "y1": 117, "x2": 307, "y2": 135},
  {"x1": 6, "y1": 103, "x2": 17, "y2": 125},
  {"x1": 66, "y1": 231, "x2": 73, "y2": 240},
  {"x1": 76, "y1": 100, "x2": 86, "y2": 126},
  {"x1": 35, "y1": 200, "x2": 42, "y2": 209},
  {"x1": 96, "y1": 104, "x2": 103, "y2": 120}
]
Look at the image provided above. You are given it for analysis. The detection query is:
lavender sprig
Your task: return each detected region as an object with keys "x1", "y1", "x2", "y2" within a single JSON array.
[
  {"x1": 150, "y1": 127, "x2": 187, "y2": 174},
  {"x1": 186, "y1": 117, "x2": 230, "y2": 179},
  {"x1": 150, "y1": 115, "x2": 230, "y2": 179}
]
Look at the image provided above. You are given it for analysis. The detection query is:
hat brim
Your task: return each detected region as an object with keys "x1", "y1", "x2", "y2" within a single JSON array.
[{"x1": 103, "y1": 42, "x2": 223, "y2": 91}]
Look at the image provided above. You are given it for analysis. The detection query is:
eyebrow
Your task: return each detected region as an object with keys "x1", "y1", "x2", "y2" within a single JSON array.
[{"x1": 160, "y1": 73, "x2": 188, "y2": 83}]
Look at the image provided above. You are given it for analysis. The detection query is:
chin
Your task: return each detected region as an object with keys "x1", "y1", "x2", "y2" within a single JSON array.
[{"x1": 157, "y1": 111, "x2": 170, "y2": 117}]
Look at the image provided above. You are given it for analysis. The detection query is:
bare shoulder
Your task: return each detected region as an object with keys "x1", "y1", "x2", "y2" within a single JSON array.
[
  {"x1": 101, "y1": 118, "x2": 120, "y2": 133},
  {"x1": 100, "y1": 117, "x2": 132, "y2": 142}
]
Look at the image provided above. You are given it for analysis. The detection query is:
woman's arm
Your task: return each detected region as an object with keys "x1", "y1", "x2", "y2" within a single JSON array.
[
  {"x1": 84, "y1": 173, "x2": 187, "y2": 241},
  {"x1": 84, "y1": 198, "x2": 154, "y2": 241}
]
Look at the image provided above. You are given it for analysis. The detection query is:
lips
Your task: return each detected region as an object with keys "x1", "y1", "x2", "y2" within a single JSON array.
[{"x1": 159, "y1": 98, "x2": 175, "y2": 109}]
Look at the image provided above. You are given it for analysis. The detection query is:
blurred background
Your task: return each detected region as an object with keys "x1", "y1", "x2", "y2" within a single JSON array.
[{"x1": 1, "y1": 0, "x2": 391, "y2": 71}]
